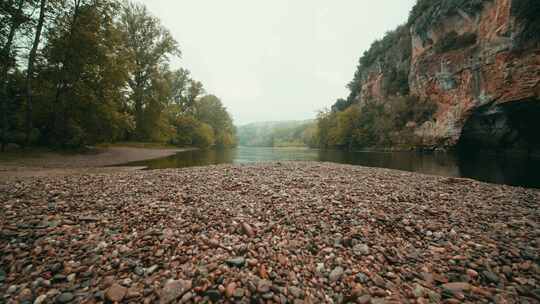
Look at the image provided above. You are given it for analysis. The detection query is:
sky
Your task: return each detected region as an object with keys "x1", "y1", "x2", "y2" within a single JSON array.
[{"x1": 138, "y1": 0, "x2": 417, "y2": 125}]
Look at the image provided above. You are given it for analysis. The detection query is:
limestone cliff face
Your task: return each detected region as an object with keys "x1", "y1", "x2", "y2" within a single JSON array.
[{"x1": 357, "y1": 0, "x2": 540, "y2": 151}]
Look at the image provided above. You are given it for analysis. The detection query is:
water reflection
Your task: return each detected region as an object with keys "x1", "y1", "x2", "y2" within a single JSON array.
[{"x1": 121, "y1": 146, "x2": 540, "y2": 188}]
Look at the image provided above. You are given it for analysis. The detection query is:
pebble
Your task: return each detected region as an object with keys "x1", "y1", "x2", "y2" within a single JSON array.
[
  {"x1": 105, "y1": 283, "x2": 127, "y2": 302},
  {"x1": 482, "y1": 270, "x2": 500, "y2": 284},
  {"x1": 34, "y1": 295, "x2": 47, "y2": 304},
  {"x1": 329, "y1": 267, "x2": 344, "y2": 282},
  {"x1": 353, "y1": 243, "x2": 370, "y2": 256},
  {"x1": 442, "y1": 282, "x2": 471, "y2": 292},
  {"x1": 289, "y1": 286, "x2": 303, "y2": 298},
  {"x1": 257, "y1": 280, "x2": 271, "y2": 293},
  {"x1": 234, "y1": 288, "x2": 245, "y2": 298},
  {"x1": 204, "y1": 289, "x2": 221, "y2": 302},
  {"x1": 160, "y1": 279, "x2": 192, "y2": 304},
  {"x1": 55, "y1": 292, "x2": 74, "y2": 303},
  {"x1": 355, "y1": 272, "x2": 369, "y2": 283},
  {"x1": 7, "y1": 285, "x2": 17, "y2": 294},
  {"x1": 0, "y1": 163, "x2": 538, "y2": 303},
  {"x1": 225, "y1": 282, "x2": 236, "y2": 298},
  {"x1": 226, "y1": 257, "x2": 246, "y2": 268},
  {"x1": 18, "y1": 288, "x2": 33, "y2": 302}
]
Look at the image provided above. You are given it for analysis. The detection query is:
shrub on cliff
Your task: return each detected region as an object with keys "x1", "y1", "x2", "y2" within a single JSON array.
[
  {"x1": 511, "y1": 0, "x2": 540, "y2": 48},
  {"x1": 347, "y1": 25, "x2": 411, "y2": 103},
  {"x1": 409, "y1": 0, "x2": 488, "y2": 40},
  {"x1": 434, "y1": 31, "x2": 478, "y2": 53}
]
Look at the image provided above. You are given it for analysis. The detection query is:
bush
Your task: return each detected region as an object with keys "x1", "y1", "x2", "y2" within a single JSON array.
[
  {"x1": 387, "y1": 96, "x2": 438, "y2": 127},
  {"x1": 384, "y1": 68, "x2": 410, "y2": 96},
  {"x1": 511, "y1": 0, "x2": 540, "y2": 48},
  {"x1": 193, "y1": 122, "x2": 215, "y2": 148},
  {"x1": 434, "y1": 31, "x2": 477, "y2": 53},
  {"x1": 173, "y1": 115, "x2": 215, "y2": 148},
  {"x1": 317, "y1": 96, "x2": 437, "y2": 149},
  {"x1": 409, "y1": 0, "x2": 488, "y2": 39}
]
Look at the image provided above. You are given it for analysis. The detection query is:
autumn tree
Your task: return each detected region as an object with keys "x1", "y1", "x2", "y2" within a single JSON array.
[{"x1": 120, "y1": 2, "x2": 180, "y2": 140}]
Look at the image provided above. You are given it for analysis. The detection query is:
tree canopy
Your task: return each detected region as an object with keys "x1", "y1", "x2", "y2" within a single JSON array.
[{"x1": 0, "y1": 0, "x2": 236, "y2": 151}]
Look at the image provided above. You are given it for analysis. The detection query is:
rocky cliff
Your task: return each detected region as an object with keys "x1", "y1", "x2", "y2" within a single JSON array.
[{"x1": 349, "y1": 0, "x2": 540, "y2": 152}]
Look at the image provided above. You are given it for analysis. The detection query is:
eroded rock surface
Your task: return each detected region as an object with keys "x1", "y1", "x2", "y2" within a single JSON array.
[{"x1": 353, "y1": 0, "x2": 540, "y2": 151}]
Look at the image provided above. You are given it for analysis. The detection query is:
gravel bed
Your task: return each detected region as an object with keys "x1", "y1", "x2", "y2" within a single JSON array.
[{"x1": 1, "y1": 162, "x2": 539, "y2": 303}]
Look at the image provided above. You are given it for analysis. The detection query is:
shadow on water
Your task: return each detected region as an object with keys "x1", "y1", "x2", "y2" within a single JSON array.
[{"x1": 120, "y1": 146, "x2": 540, "y2": 188}]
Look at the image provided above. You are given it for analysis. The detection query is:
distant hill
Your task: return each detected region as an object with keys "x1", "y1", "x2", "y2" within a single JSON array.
[{"x1": 236, "y1": 120, "x2": 317, "y2": 147}]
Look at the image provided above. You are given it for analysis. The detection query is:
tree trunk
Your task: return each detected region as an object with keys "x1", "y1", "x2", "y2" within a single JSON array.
[
  {"x1": 51, "y1": 0, "x2": 81, "y2": 146},
  {"x1": 24, "y1": 0, "x2": 47, "y2": 146},
  {"x1": 1, "y1": 0, "x2": 24, "y2": 152}
]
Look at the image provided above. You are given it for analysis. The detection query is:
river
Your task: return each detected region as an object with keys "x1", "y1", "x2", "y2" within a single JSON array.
[{"x1": 122, "y1": 146, "x2": 540, "y2": 188}]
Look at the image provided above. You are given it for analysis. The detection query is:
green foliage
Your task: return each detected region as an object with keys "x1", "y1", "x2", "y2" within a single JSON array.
[
  {"x1": 237, "y1": 120, "x2": 316, "y2": 148},
  {"x1": 169, "y1": 95, "x2": 235, "y2": 148},
  {"x1": 0, "y1": 0, "x2": 236, "y2": 150},
  {"x1": 194, "y1": 95, "x2": 236, "y2": 147},
  {"x1": 331, "y1": 98, "x2": 352, "y2": 112},
  {"x1": 511, "y1": 0, "x2": 540, "y2": 47},
  {"x1": 384, "y1": 67, "x2": 410, "y2": 96},
  {"x1": 347, "y1": 25, "x2": 411, "y2": 103},
  {"x1": 434, "y1": 31, "x2": 477, "y2": 53},
  {"x1": 172, "y1": 115, "x2": 214, "y2": 148},
  {"x1": 409, "y1": 0, "x2": 488, "y2": 39},
  {"x1": 317, "y1": 97, "x2": 437, "y2": 149}
]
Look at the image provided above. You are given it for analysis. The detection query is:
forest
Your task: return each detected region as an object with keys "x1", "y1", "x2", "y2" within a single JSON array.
[
  {"x1": 0, "y1": 0, "x2": 236, "y2": 151},
  {"x1": 236, "y1": 120, "x2": 317, "y2": 148}
]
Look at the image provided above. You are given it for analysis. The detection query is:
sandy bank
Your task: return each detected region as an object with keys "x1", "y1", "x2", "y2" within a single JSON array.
[{"x1": 0, "y1": 147, "x2": 192, "y2": 180}]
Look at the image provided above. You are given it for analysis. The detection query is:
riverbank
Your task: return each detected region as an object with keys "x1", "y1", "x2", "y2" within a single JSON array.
[
  {"x1": 0, "y1": 146, "x2": 193, "y2": 180},
  {"x1": 1, "y1": 162, "x2": 538, "y2": 303}
]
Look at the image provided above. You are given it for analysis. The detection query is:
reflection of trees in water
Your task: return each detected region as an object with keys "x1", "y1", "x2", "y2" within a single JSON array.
[
  {"x1": 127, "y1": 147, "x2": 539, "y2": 188},
  {"x1": 318, "y1": 150, "x2": 461, "y2": 177},
  {"x1": 456, "y1": 152, "x2": 540, "y2": 188}
]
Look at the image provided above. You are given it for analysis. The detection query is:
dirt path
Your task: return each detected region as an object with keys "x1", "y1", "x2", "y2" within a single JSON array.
[{"x1": 0, "y1": 147, "x2": 192, "y2": 180}]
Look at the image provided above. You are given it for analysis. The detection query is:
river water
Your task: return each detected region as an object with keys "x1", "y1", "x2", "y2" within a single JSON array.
[{"x1": 122, "y1": 146, "x2": 540, "y2": 188}]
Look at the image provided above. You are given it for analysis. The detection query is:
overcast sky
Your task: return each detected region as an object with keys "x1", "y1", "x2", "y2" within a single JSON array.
[{"x1": 138, "y1": 0, "x2": 416, "y2": 125}]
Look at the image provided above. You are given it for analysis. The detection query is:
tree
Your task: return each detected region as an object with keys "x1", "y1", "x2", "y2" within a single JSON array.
[
  {"x1": 0, "y1": 0, "x2": 236, "y2": 149},
  {"x1": 1, "y1": 0, "x2": 26, "y2": 151},
  {"x1": 24, "y1": 0, "x2": 47, "y2": 145},
  {"x1": 39, "y1": 0, "x2": 133, "y2": 146},
  {"x1": 173, "y1": 115, "x2": 215, "y2": 148},
  {"x1": 121, "y1": 2, "x2": 180, "y2": 140},
  {"x1": 184, "y1": 79, "x2": 204, "y2": 113},
  {"x1": 195, "y1": 95, "x2": 235, "y2": 147}
]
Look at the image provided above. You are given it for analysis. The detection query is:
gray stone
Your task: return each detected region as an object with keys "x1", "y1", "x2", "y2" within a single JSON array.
[
  {"x1": 134, "y1": 266, "x2": 144, "y2": 276},
  {"x1": 355, "y1": 272, "x2": 369, "y2": 283},
  {"x1": 226, "y1": 257, "x2": 246, "y2": 268},
  {"x1": 233, "y1": 288, "x2": 245, "y2": 298},
  {"x1": 55, "y1": 292, "x2": 74, "y2": 303},
  {"x1": 34, "y1": 295, "x2": 47, "y2": 304},
  {"x1": 288, "y1": 286, "x2": 303, "y2": 298},
  {"x1": 145, "y1": 265, "x2": 158, "y2": 275},
  {"x1": 329, "y1": 267, "x2": 344, "y2": 282},
  {"x1": 482, "y1": 271, "x2": 499, "y2": 284},
  {"x1": 353, "y1": 244, "x2": 370, "y2": 256}
]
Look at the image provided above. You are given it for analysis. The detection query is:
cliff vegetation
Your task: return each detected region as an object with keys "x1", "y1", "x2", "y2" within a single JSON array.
[{"x1": 318, "y1": 0, "x2": 540, "y2": 152}]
